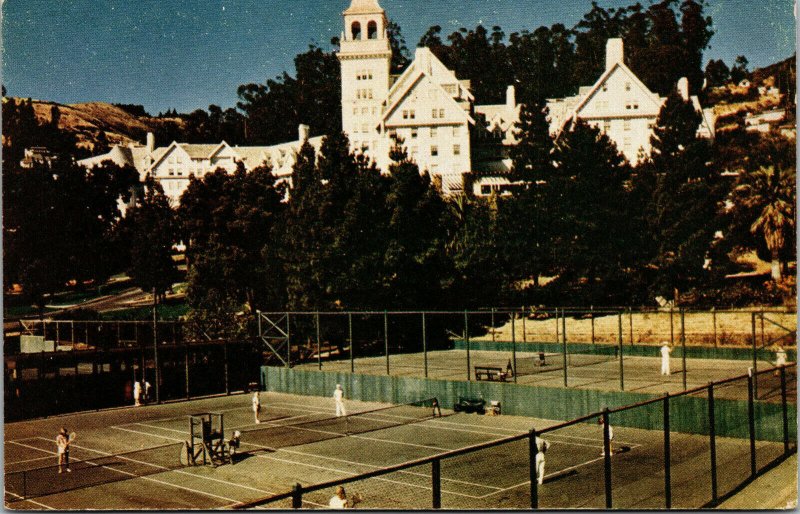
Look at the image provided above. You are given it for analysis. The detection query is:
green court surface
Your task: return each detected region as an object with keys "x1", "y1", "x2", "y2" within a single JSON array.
[{"x1": 4, "y1": 391, "x2": 793, "y2": 510}]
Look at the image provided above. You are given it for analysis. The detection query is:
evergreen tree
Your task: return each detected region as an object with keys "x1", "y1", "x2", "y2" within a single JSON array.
[
  {"x1": 509, "y1": 101, "x2": 553, "y2": 182},
  {"x1": 704, "y1": 59, "x2": 731, "y2": 87}
]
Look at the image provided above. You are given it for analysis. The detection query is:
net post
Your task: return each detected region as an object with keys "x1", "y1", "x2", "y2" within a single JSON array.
[
  {"x1": 529, "y1": 429, "x2": 539, "y2": 509},
  {"x1": 316, "y1": 312, "x2": 321, "y2": 370},
  {"x1": 602, "y1": 409, "x2": 612, "y2": 509},
  {"x1": 751, "y1": 313, "x2": 758, "y2": 399},
  {"x1": 708, "y1": 383, "x2": 718, "y2": 505},
  {"x1": 512, "y1": 314, "x2": 517, "y2": 383},
  {"x1": 286, "y1": 313, "x2": 291, "y2": 369},
  {"x1": 747, "y1": 373, "x2": 757, "y2": 477},
  {"x1": 432, "y1": 458, "x2": 442, "y2": 509},
  {"x1": 422, "y1": 312, "x2": 428, "y2": 378},
  {"x1": 663, "y1": 393, "x2": 671, "y2": 509},
  {"x1": 291, "y1": 483, "x2": 303, "y2": 509},
  {"x1": 384, "y1": 311, "x2": 389, "y2": 375},
  {"x1": 562, "y1": 309, "x2": 568, "y2": 388},
  {"x1": 465, "y1": 310, "x2": 471, "y2": 381},
  {"x1": 680, "y1": 309, "x2": 687, "y2": 391},
  {"x1": 781, "y1": 365, "x2": 789, "y2": 454},
  {"x1": 349, "y1": 313, "x2": 354, "y2": 374}
]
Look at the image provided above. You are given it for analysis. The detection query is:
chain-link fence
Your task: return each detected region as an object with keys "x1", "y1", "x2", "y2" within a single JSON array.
[{"x1": 234, "y1": 364, "x2": 796, "y2": 510}]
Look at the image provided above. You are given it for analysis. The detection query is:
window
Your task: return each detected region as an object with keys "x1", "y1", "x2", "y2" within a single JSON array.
[
  {"x1": 432, "y1": 108, "x2": 438, "y2": 119},
  {"x1": 411, "y1": 128, "x2": 418, "y2": 139},
  {"x1": 409, "y1": 110, "x2": 415, "y2": 119},
  {"x1": 430, "y1": 163, "x2": 439, "y2": 174},
  {"x1": 431, "y1": 145, "x2": 439, "y2": 157},
  {"x1": 368, "y1": 89, "x2": 373, "y2": 99},
  {"x1": 353, "y1": 124, "x2": 359, "y2": 133},
  {"x1": 601, "y1": 83, "x2": 608, "y2": 92},
  {"x1": 411, "y1": 146, "x2": 418, "y2": 159},
  {"x1": 367, "y1": 20, "x2": 378, "y2": 40},
  {"x1": 439, "y1": 108, "x2": 445, "y2": 118},
  {"x1": 623, "y1": 137, "x2": 632, "y2": 149},
  {"x1": 453, "y1": 144, "x2": 460, "y2": 156},
  {"x1": 603, "y1": 120, "x2": 611, "y2": 133},
  {"x1": 367, "y1": 70, "x2": 373, "y2": 80},
  {"x1": 430, "y1": 127, "x2": 437, "y2": 138},
  {"x1": 362, "y1": 107, "x2": 368, "y2": 115},
  {"x1": 623, "y1": 120, "x2": 631, "y2": 131},
  {"x1": 353, "y1": 107, "x2": 358, "y2": 115},
  {"x1": 453, "y1": 126, "x2": 460, "y2": 137},
  {"x1": 361, "y1": 123, "x2": 368, "y2": 133},
  {"x1": 443, "y1": 84, "x2": 457, "y2": 95},
  {"x1": 351, "y1": 21, "x2": 361, "y2": 40},
  {"x1": 625, "y1": 82, "x2": 631, "y2": 91},
  {"x1": 403, "y1": 110, "x2": 409, "y2": 119}
]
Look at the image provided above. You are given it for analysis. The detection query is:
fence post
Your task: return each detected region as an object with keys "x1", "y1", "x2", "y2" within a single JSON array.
[
  {"x1": 152, "y1": 289, "x2": 160, "y2": 404},
  {"x1": 663, "y1": 394, "x2": 671, "y2": 509},
  {"x1": 286, "y1": 313, "x2": 291, "y2": 369},
  {"x1": 224, "y1": 339, "x2": 230, "y2": 395},
  {"x1": 432, "y1": 458, "x2": 442, "y2": 509},
  {"x1": 185, "y1": 336, "x2": 190, "y2": 399},
  {"x1": 530, "y1": 429, "x2": 539, "y2": 509},
  {"x1": 591, "y1": 305, "x2": 595, "y2": 344},
  {"x1": 465, "y1": 310, "x2": 471, "y2": 382},
  {"x1": 349, "y1": 313, "x2": 354, "y2": 374},
  {"x1": 291, "y1": 483, "x2": 303, "y2": 509},
  {"x1": 712, "y1": 308, "x2": 717, "y2": 347},
  {"x1": 629, "y1": 307, "x2": 633, "y2": 345},
  {"x1": 751, "y1": 313, "x2": 758, "y2": 399},
  {"x1": 555, "y1": 308, "x2": 559, "y2": 344},
  {"x1": 384, "y1": 311, "x2": 390, "y2": 375},
  {"x1": 669, "y1": 307, "x2": 674, "y2": 347},
  {"x1": 602, "y1": 409, "x2": 612, "y2": 509},
  {"x1": 681, "y1": 309, "x2": 687, "y2": 391},
  {"x1": 512, "y1": 314, "x2": 517, "y2": 383},
  {"x1": 422, "y1": 312, "x2": 428, "y2": 378},
  {"x1": 562, "y1": 310, "x2": 568, "y2": 388},
  {"x1": 316, "y1": 312, "x2": 321, "y2": 370},
  {"x1": 491, "y1": 307, "x2": 496, "y2": 343},
  {"x1": 618, "y1": 318, "x2": 624, "y2": 391},
  {"x1": 781, "y1": 366, "x2": 789, "y2": 454},
  {"x1": 747, "y1": 373, "x2": 757, "y2": 477},
  {"x1": 708, "y1": 383, "x2": 718, "y2": 505},
  {"x1": 522, "y1": 308, "x2": 527, "y2": 344}
]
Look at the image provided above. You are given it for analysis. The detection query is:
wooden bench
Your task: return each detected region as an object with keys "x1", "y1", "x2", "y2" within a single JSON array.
[{"x1": 474, "y1": 366, "x2": 509, "y2": 382}]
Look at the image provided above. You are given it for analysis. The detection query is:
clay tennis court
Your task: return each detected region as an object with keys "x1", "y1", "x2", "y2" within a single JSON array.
[{"x1": 4, "y1": 387, "x2": 791, "y2": 510}]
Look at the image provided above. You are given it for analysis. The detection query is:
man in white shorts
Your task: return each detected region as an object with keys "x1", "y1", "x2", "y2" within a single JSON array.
[
  {"x1": 56, "y1": 428, "x2": 71, "y2": 473},
  {"x1": 252, "y1": 391, "x2": 261, "y2": 424},
  {"x1": 334, "y1": 384, "x2": 347, "y2": 417},
  {"x1": 660, "y1": 342, "x2": 672, "y2": 376},
  {"x1": 133, "y1": 380, "x2": 142, "y2": 406}
]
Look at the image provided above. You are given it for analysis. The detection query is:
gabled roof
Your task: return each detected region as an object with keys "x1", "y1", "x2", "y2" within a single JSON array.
[
  {"x1": 150, "y1": 142, "x2": 188, "y2": 169},
  {"x1": 558, "y1": 61, "x2": 662, "y2": 133}
]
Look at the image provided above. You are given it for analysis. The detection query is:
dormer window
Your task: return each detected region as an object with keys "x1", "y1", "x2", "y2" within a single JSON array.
[{"x1": 625, "y1": 82, "x2": 631, "y2": 91}]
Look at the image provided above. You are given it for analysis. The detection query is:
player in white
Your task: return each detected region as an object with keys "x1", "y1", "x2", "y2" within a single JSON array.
[
  {"x1": 56, "y1": 428, "x2": 71, "y2": 473},
  {"x1": 334, "y1": 384, "x2": 347, "y2": 417},
  {"x1": 535, "y1": 437, "x2": 550, "y2": 485},
  {"x1": 133, "y1": 380, "x2": 142, "y2": 406},
  {"x1": 599, "y1": 418, "x2": 614, "y2": 456},
  {"x1": 660, "y1": 342, "x2": 673, "y2": 376},
  {"x1": 144, "y1": 380, "x2": 152, "y2": 403},
  {"x1": 252, "y1": 391, "x2": 261, "y2": 424},
  {"x1": 775, "y1": 346, "x2": 788, "y2": 376},
  {"x1": 329, "y1": 486, "x2": 349, "y2": 509}
]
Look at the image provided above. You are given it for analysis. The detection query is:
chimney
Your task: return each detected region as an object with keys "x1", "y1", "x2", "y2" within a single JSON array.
[
  {"x1": 298, "y1": 124, "x2": 310, "y2": 142},
  {"x1": 146, "y1": 132, "x2": 155, "y2": 154},
  {"x1": 606, "y1": 38, "x2": 624, "y2": 71},
  {"x1": 677, "y1": 77, "x2": 690, "y2": 102},
  {"x1": 506, "y1": 85, "x2": 516, "y2": 109},
  {"x1": 415, "y1": 47, "x2": 432, "y2": 74}
]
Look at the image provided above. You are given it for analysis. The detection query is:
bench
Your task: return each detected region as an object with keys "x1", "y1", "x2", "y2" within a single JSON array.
[{"x1": 474, "y1": 366, "x2": 509, "y2": 382}]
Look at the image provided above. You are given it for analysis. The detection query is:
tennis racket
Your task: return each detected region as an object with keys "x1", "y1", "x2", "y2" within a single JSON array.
[
  {"x1": 69, "y1": 432, "x2": 77, "y2": 444},
  {"x1": 350, "y1": 492, "x2": 364, "y2": 507}
]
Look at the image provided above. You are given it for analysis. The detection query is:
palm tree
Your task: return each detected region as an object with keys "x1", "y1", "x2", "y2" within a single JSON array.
[{"x1": 739, "y1": 165, "x2": 796, "y2": 281}]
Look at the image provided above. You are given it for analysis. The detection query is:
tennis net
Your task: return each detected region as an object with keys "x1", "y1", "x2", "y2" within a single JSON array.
[
  {"x1": 5, "y1": 442, "x2": 185, "y2": 501},
  {"x1": 237, "y1": 397, "x2": 441, "y2": 452},
  {"x1": 513, "y1": 344, "x2": 619, "y2": 376}
]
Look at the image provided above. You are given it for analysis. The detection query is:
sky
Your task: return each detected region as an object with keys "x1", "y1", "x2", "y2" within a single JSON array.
[{"x1": 2, "y1": 0, "x2": 796, "y2": 115}]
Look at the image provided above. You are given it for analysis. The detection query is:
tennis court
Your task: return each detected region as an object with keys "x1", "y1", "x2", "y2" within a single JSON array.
[{"x1": 4, "y1": 387, "x2": 792, "y2": 510}]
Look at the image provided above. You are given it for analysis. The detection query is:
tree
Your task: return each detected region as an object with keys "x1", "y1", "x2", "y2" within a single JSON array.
[
  {"x1": 730, "y1": 55, "x2": 749, "y2": 84},
  {"x1": 705, "y1": 59, "x2": 730, "y2": 88},
  {"x1": 644, "y1": 91, "x2": 721, "y2": 301},
  {"x1": 123, "y1": 175, "x2": 180, "y2": 299},
  {"x1": 387, "y1": 20, "x2": 411, "y2": 74},
  {"x1": 732, "y1": 165, "x2": 796, "y2": 281},
  {"x1": 510, "y1": 101, "x2": 553, "y2": 182}
]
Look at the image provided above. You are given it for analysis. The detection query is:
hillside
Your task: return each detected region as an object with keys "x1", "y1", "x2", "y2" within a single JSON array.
[{"x1": 9, "y1": 97, "x2": 184, "y2": 151}]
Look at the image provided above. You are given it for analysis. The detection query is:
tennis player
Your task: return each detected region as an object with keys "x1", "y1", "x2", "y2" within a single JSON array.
[
  {"x1": 252, "y1": 391, "x2": 261, "y2": 424},
  {"x1": 536, "y1": 442, "x2": 547, "y2": 485},
  {"x1": 598, "y1": 418, "x2": 614, "y2": 456},
  {"x1": 660, "y1": 342, "x2": 672, "y2": 376},
  {"x1": 328, "y1": 486, "x2": 362, "y2": 508},
  {"x1": 56, "y1": 428, "x2": 71, "y2": 473},
  {"x1": 133, "y1": 380, "x2": 142, "y2": 406},
  {"x1": 774, "y1": 346, "x2": 788, "y2": 376},
  {"x1": 334, "y1": 384, "x2": 347, "y2": 417}
]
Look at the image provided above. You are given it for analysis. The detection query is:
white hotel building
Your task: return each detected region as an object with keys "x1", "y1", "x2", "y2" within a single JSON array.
[{"x1": 80, "y1": 0, "x2": 714, "y2": 201}]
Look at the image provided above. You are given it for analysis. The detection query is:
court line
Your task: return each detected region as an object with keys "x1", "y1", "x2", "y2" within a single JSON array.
[
  {"x1": 28, "y1": 438, "x2": 242, "y2": 505},
  {"x1": 6, "y1": 454, "x2": 56, "y2": 465},
  {"x1": 5, "y1": 490, "x2": 56, "y2": 510}
]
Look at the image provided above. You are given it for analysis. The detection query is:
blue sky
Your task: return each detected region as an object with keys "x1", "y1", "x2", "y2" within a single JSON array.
[{"x1": 2, "y1": 0, "x2": 795, "y2": 114}]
